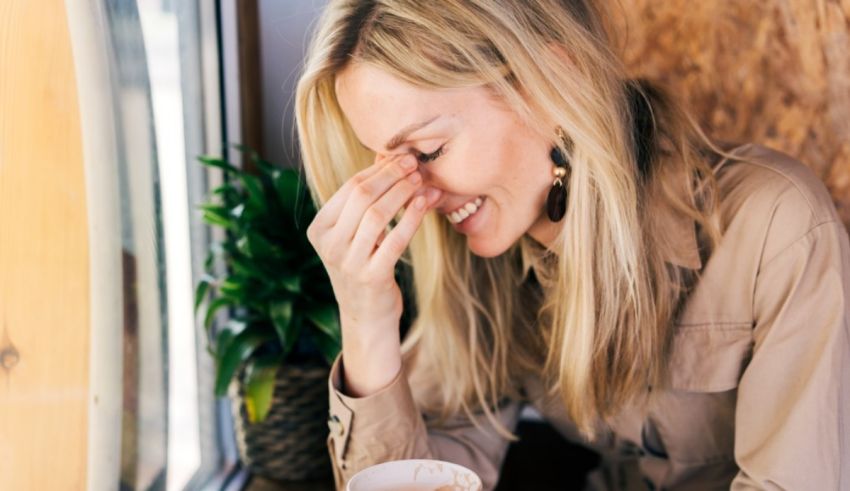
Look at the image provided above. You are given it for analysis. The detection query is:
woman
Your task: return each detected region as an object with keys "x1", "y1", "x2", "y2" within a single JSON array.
[{"x1": 295, "y1": 1, "x2": 850, "y2": 490}]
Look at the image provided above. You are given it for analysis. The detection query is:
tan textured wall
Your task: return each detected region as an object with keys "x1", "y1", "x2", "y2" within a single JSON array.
[{"x1": 613, "y1": 0, "x2": 850, "y2": 226}]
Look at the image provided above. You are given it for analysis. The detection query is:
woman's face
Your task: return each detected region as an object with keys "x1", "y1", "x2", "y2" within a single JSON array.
[{"x1": 334, "y1": 62, "x2": 560, "y2": 257}]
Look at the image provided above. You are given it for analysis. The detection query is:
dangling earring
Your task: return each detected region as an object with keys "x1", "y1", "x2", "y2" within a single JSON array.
[{"x1": 546, "y1": 126, "x2": 571, "y2": 222}]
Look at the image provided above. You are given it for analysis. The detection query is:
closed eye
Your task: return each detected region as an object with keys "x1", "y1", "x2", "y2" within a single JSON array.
[{"x1": 415, "y1": 145, "x2": 445, "y2": 164}]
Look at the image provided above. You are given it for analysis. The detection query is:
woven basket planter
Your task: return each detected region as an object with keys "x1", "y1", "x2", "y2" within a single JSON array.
[{"x1": 228, "y1": 360, "x2": 333, "y2": 481}]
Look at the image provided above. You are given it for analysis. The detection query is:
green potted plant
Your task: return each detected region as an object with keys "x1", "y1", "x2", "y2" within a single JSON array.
[{"x1": 194, "y1": 145, "x2": 340, "y2": 481}]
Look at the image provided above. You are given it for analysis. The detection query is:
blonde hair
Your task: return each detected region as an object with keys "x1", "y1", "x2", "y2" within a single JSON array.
[{"x1": 295, "y1": 0, "x2": 728, "y2": 440}]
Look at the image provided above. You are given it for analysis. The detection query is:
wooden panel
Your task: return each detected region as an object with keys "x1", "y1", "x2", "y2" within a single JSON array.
[
  {"x1": 0, "y1": 1, "x2": 90, "y2": 489},
  {"x1": 238, "y1": 0, "x2": 264, "y2": 174}
]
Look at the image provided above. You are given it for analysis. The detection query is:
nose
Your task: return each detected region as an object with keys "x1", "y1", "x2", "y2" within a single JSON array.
[
  {"x1": 415, "y1": 166, "x2": 448, "y2": 210},
  {"x1": 416, "y1": 164, "x2": 439, "y2": 188}
]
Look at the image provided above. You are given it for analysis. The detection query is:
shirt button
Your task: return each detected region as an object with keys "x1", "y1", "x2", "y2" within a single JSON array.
[
  {"x1": 327, "y1": 414, "x2": 344, "y2": 436},
  {"x1": 621, "y1": 441, "x2": 644, "y2": 457}
]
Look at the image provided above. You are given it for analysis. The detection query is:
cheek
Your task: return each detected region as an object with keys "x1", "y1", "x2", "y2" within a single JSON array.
[
  {"x1": 489, "y1": 137, "x2": 546, "y2": 199},
  {"x1": 462, "y1": 132, "x2": 520, "y2": 187},
  {"x1": 427, "y1": 126, "x2": 546, "y2": 203},
  {"x1": 428, "y1": 139, "x2": 498, "y2": 192}
]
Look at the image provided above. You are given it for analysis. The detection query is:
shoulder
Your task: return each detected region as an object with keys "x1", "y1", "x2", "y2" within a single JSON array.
[
  {"x1": 676, "y1": 142, "x2": 845, "y2": 323},
  {"x1": 713, "y1": 142, "x2": 843, "y2": 267}
]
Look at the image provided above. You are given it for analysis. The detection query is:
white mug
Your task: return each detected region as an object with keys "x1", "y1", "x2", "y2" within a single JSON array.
[{"x1": 346, "y1": 458, "x2": 483, "y2": 491}]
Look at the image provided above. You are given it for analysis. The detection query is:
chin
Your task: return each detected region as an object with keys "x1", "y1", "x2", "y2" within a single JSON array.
[{"x1": 466, "y1": 234, "x2": 514, "y2": 258}]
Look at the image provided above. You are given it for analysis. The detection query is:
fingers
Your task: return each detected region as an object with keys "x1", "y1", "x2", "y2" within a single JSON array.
[
  {"x1": 308, "y1": 152, "x2": 393, "y2": 232},
  {"x1": 331, "y1": 154, "x2": 420, "y2": 244},
  {"x1": 371, "y1": 186, "x2": 442, "y2": 271},
  {"x1": 347, "y1": 172, "x2": 425, "y2": 261}
]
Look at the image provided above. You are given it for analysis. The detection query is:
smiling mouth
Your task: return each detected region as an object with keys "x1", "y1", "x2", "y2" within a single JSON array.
[{"x1": 445, "y1": 196, "x2": 484, "y2": 224}]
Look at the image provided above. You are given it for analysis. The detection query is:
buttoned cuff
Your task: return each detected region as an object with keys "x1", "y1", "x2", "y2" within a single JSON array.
[{"x1": 326, "y1": 350, "x2": 424, "y2": 471}]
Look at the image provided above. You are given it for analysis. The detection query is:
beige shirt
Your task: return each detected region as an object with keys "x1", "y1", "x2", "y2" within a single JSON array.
[{"x1": 324, "y1": 143, "x2": 850, "y2": 491}]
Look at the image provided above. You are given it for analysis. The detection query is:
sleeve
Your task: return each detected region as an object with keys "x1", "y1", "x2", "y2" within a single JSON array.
[
  {"x1": 325, "y1": 350, "x2": 523, "y2": 491},
  {"x1": 731, "y1": 220, "x2": 850, "y2": 490}
]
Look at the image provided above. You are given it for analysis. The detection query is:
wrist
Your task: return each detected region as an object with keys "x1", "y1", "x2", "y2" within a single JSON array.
[
  {"x1": 342, "y1": 326, "x2": 401, "y2": 360},
  {"x1": 340, "y1": 312, "x2": 401, "y2": 343},
  {"x1": 340, "y1": 329, "x2": 402, "y2": 398}
]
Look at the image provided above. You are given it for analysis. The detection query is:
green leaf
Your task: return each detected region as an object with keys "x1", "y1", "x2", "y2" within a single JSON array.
[
  {"x1": 211, "y1": 318, "x2": 248, "y2": 358},
  {"x1": 203, "y1": 297, "x2": 233, "y2": 329},
  {"x1": 269, "y1": 299, "x2": 293, "y2": 349},
  {"x1": 240, "y1": 174, "x2": 267, "y2": 214},
  {"x1": 273, "y1": 169, "x2": 300, "y2": 213},
  {"x1": 230, "y1": 203, "x2": 246, "y2": 221},
  {"x1": 230, "y1": 253, "x2": 268, "y2": 279},
  {"x1": 203, "y1": 251, "x2": 215, "y2": 271},
  {"x1": 214, "y1": 329, "x2": 271, "y2": 396},
  {"x1": 248, "y1": 231, "x2": 279, "y2": 258},
  {"x1": 219, "y1": 278, "x2": 244, "y2": 297},
  {"x1": 309, "y1": 327, "x2": 342, "y2": 366},
  {"x1": 235, "y1": 236, "x2": 251, "y2": 258},
  {"x1": 299, "y1": 255, "x2": 323, "y2": 272},
  {"x1": 237, "y1": 231, "x2": 280, "y2": 260},
  {"x1": 194, "y1": 279, "x2": 210, "y2": 314},
  {"x1": 251, "y1": 156, "x2": 277, "y2": 175},
  {"x1": 199, "y1": 155, "x2": 240, "y2": 174},
  {"x1": 231, "y1": 143, "x2": 275, "y2": 175},
  {"x1": 243, "y1": 355, "x2": 281, "y2": 423},
  {"x1": 231, "y1": 143, "x2": 258, "y2": 162},
  {"x1": 285, "y1": 313, "x2": 303, "y2": 358},
  {"x1": 202, "y1": 208, "x2": 234, "y2": 229},
  {"x1": 304, "y1": 304, "x2": 340, "y2": 340},
  {"x1": 198, "y1": 203, "x2": 229, "y2": 215},
  {"x1": 212, "y1": 183, "x2": 239, "y2": 196},
  {"x1": 281, "y1": 273, "x2": 301, "y2": 294}
]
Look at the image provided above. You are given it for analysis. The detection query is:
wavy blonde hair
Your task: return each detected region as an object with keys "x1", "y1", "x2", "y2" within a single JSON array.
[{"x1": 295, "y1": 0, "x2": 729, "y2": 440}]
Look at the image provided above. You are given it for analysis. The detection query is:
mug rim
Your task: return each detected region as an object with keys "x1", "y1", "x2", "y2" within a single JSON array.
[{"x1": 346, "y1": 458, "x2": 483, "y2": 491}]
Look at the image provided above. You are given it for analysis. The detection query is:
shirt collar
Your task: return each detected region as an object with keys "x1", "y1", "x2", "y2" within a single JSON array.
[
  {"x1": 652, "y1": 141, "x2": 752, "y2": 272},
  {"x1": 647, "y1": 156, "x2": 705, "y2": 271},
  {"x1": 522, "y1": 162, "x2": 708, "y2": 277},
  {"x1": 654, "y1": 199, "x2": 703, "y2": 270},
  {"x1": 521, "y1": 202, "x2": 703, "y2": 286}
]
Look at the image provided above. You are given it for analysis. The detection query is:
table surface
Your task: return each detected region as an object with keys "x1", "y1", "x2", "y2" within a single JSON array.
[
  {"x1": 246, "y1": 475, "x2": 335, "y2": 491},
  {"x1": 242, "y1": 419, "x2": 596, "y2": 491}
]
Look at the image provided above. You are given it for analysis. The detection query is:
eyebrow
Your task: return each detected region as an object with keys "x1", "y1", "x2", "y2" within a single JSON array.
[{"x1": 383, "y1": 116, "x2": 440, "y2": 151}]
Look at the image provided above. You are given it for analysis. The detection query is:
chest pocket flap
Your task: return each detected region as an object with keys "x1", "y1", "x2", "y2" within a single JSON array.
[{"x1": 668, "y1": 323, "x2": 753, "y2": 392}]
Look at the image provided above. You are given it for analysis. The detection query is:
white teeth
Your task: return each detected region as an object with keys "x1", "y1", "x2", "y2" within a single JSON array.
[{"x1": 447, "y1": 196, "x2": 484, "y2": 224}]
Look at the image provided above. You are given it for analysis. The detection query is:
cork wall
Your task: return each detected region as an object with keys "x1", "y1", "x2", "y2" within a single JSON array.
[{"x1": 614, "y1": 0, "x2": 850, "y2": 226}]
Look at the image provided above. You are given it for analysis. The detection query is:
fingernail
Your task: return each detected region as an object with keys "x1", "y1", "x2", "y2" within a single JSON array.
[
  {"x1": 425, "y1": 187, "x2": 442, "y2": 203},
  {"x1": 407, "y1": 171, "x2": 422, "y2": 184},
  {"x1": 400, "y1": 155, "x2": 417, "y2": 169}
]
